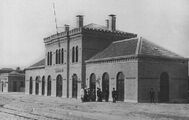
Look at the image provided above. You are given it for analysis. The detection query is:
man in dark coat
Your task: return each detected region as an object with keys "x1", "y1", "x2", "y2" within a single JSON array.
[
  {"x1": 112, "y1": 88, "x2": 117, "y2": 103},
  {"x1": 149, "y1": 88, "x2": 155, "y2": 103},
  {"x1": 84, "y1": 88, "x2": 87, "y2": 102},
  {"x1": 97, "y1": 88, "x2": 102, "y2": 102},
  {"x1": 87, "y1": 88, "x2": 91, "y2": 102}
]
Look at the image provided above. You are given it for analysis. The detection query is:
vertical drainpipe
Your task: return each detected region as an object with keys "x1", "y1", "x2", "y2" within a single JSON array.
[{"x1": 65, "y1": 24, "x2": 70, "y2": 98}]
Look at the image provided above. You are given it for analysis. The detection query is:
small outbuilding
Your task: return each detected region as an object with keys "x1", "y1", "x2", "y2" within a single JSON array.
[{"x1": 0, "y1": 68, "x2": 25, "y2": 92}]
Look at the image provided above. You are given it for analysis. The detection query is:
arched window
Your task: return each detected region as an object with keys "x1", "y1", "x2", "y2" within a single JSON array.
[
  {"x1": 42, "y1": 76, "x2": 45, "y2": 95},
  {"x1": 72, "y1": 74, "x2": 78, "y2": 98},
  {"x1": 56, "y1": 74, "x2": 63, "y2": 97},
  {"x1": 72, "y1": 47, "x2": 75, "y2": 63},
  {"x1": 29, "y1": 77, "x2": 33, "y2": 94},
  {"x1": 116, "y1": 72, "x2": 125, "y2": 101},
  {"x1": 47, "y1": 75, "x2": 51, "y2": 96},
  {"x1": 56, "y1": 50, "x2": 58, "y2": 64},
  {"x1": 159, "y1": 72, "x2": 169, "y2": 102},
  {"x1": 76, "y1": 46, "x2": 78, "y2": 62},
  {"x1": 35, "y1": 76, "x2": 40, "y2": 95},
  {"x1": 89, "y1": 73, "x2": 96, "y2": 101},
  {"x1": 57, "y1": 50, "x2": 59, "y2": 64},
  {"x1": 50, "y1": 52, "x2": 52, "y2": 65},
  {"x1": 59, "y1": 49, "x2": 61, "y2": 64},
  {"x1": 62, "y1": 48, "x2": 64, "y2": 64},
  {"x1": 47, "y1": 52, "x2": 49, "y2": 66},
  {"x1": 48, "y1": 52, "x2": 51, "y2": 65},
  {"x1": 102, "y1": 72, "x2": 109, "y2": 101}
]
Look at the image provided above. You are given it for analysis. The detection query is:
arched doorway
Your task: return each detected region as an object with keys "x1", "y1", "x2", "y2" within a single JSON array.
[
  {"x1": 90, "y1": 73, "x2": 96, "y2": 101},
  {"x1": 102, "y1": 72, "x2": 109, "y2": 100},
  {"x1": 56, "y1": 75, "x2": 63, "y2": 97},
  {"x1": 42, "y1": 76, "x2": 45, "y2": 95},
  {"x1": 47, "y1": 76, "x2": 51, "y2": 96},
  {"x1": 72, "y1": 74, "x2": 78, "y2": 98},
  {"x1": 116, "y1": 72, "x2": 124, "y2": 101},
  {"x1": 29, "y1": 77, "x2": 33, "y2": 94},
  {"x1": 159, "y1": 72, "x2": 169, "y2": 102},
  {"x1": 35, "y1": 76, "x2": 40, "y2": 95},
  {"x1": 13, "y1": 81, "x2": 17, "y2": 92}
]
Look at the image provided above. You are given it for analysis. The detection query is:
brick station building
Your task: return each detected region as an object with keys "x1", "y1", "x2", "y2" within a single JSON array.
[{"x1": 25, "y1": 15, "x2": 188, "y2": 103}]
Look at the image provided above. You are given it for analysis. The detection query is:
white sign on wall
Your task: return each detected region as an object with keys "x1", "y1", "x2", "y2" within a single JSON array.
[{"x1": 55, "y1": 68, "x2": 64, "y2": 73}]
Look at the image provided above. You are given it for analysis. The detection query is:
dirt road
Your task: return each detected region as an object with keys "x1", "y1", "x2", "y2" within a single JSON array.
[{"x1": 0, "y1": 93, "x2": 188, "y2": 120}]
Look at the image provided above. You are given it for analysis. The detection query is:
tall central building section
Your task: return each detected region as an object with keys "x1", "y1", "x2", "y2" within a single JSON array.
[{"x1": 43, "y1": 15, "x2": 137, "y2": 98}]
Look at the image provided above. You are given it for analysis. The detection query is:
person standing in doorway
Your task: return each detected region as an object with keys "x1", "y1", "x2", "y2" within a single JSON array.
[
  {"x1": 149, "y1": 88, "x2": 155, "y2": 103},
  {"x1": 97, "y1": 88, "x2": 102, "y2": 102},
  {"x1": 86, "y1": 88, "x2": 90, "y2": 102},
  {"x1": 84, "y1": 88, "x2": 87, "y2": 102},
  {"x1": 112, "y1": 88, "x2": 116, "y2": 103}
]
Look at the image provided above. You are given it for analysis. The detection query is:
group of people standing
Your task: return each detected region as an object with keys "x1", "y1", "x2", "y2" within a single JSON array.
[
  {"x1": 80, "y1": 87, "x2": 96, "y2": 102},
  {"x1": 80, "y1": 87, "x2": 118, "y2": 103},
  {"x1": 80, "y1": 87, "x2": 164, "y2": 103}
]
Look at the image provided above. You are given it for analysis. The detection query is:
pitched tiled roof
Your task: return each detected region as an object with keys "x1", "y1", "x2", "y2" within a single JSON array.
[
  {"x1": 140, "y1": 38, "x2": 181, "y2": 58},
  {"x1": 9, "y1": 71, "x2": 24, "y2": 76},
  {"x1": 0, "y1": 68, "x2": 14, "y2": 73},
  {"x1": 83, "y1": 23, "x2": 109, "y2": 31},
  {"x1": 83, "y1": 23, "x2": 136, "y2": 35},
  {"x1": 86, "y1": 37, "x2": 184, "y2": 62},
  {"x1": 28, "y1": 59, "x2": 45, "y2": 68},
  {"x1": 88, "y1": 38, "x2": 138, "y2": 61}
]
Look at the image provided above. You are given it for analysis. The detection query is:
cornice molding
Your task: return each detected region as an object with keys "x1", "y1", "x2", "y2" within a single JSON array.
[
  {"x1": 25, "y1": 66, "x2": 45, "y2": 71},
  {"x1": 86, "y1": 55, "x2": 138, "y2": 64},
  {"x1": 86, "y1": 54, "x2": 188, "y2": 64}
]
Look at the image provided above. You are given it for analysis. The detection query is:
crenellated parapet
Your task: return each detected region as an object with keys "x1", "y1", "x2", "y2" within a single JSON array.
[
  {"x1": 44, "y1": 27, "x2": 137, "y2": 45},
  {"x1": 44, "y1": 28, "x2": 82, "y2": 44}
]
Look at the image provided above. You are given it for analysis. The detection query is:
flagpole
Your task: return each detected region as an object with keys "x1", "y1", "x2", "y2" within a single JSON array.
[{"x1": 53, "y1": 2, "x2": 58, "y2": 34}]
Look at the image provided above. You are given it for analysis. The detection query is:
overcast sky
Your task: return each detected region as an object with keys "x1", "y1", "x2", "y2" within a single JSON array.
[{"x1": 1, "y1": 0, "x2": 189, "y2": 69}]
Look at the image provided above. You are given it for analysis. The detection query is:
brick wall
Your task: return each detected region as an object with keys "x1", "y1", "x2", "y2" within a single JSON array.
[
  {"x1": 86, "y1": 58, "x2": 138, "y2": 102},
  {"x1": 25, "y1": 68, "x2": 45, "y2": 95},
  {"x1": 138, "y1": 57, "x2": 188, "y2": 103}
]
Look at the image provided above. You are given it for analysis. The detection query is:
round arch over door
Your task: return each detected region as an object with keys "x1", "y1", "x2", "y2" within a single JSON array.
[
  {"x1": 159, "y1": 72, "x2": 169, "y2": 102},
  {"x1": 56, "y1": 75, "x2": 63, "y2": 97},
  {"x1": 102, "y1": 72, "x2": 109, "y2": 100},
  {"x1": 41, "y1": 76, "x2": 45, "y2": 95},
  {"x1": 29, "y1": 77, "x2": 33, "y2": 94},
  {"x1": 89, "y1": 73, "x2": 96, "y2": 101},
  {"x1": 47, "y1": 76, "x2": 51, "y2": 96},
  {"x1": 72, "y1": 74, "x2": 78, "y2": 98},
  {"x1": 90, "y1": 73, "x2": 96, "y2": 91},
  {"x1": 116, "y1": 72, "x2": 124, "y2": 101},
  {"x1": 35, "y1": 76, "x2": 40, "y2": 95}
]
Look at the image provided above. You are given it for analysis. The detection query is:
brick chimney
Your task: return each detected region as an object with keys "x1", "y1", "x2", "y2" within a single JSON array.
[
  {"x1": 106, "y1": 19, "x2": 109, "y2": 29},
  {"x1": 64, "y1": 24, "x2": 69, "y2": 32},
  {"x1": 76, "y1": 15, "x2": 83, "y2": 28},
  {"x1": 108, "y1": 14, "x2": 116, "y2": 31}
]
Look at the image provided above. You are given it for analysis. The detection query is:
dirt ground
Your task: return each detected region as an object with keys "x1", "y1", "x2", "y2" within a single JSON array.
[{"x1": 0, "y1": 93, "x2": 189, "y2": 120}]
